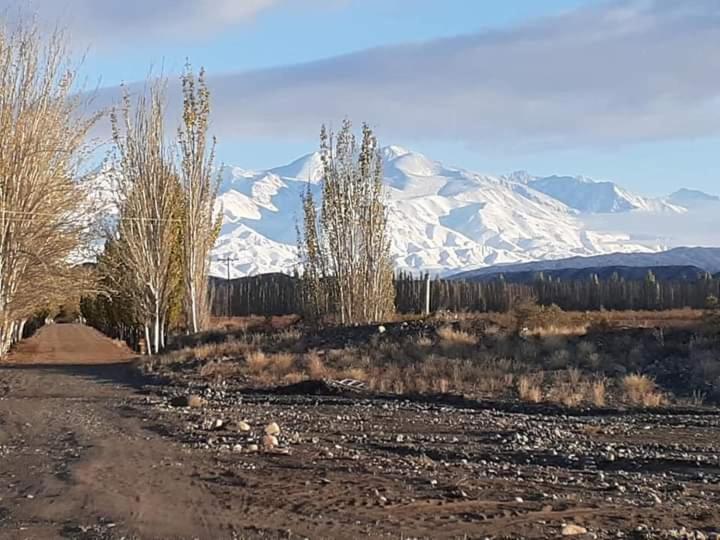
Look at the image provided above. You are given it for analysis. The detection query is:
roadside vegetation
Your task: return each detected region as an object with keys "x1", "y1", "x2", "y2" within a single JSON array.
[
  {"x1": 142, "y1": 306, "x2": 720, "y2": 409},
  {"x1": 0, "y1": 23, "x2": 99, "y2": 356}
]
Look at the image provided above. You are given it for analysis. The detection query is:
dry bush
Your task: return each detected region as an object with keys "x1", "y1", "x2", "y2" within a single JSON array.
[
  {"x1": 547, "y1": 349, "x2": 572, "y2": 370},
  {"x1": 282, "y1": 371, "x2": 307, "y2": 384},
  {"x1": 305, "y1": 351, "x2": 328, "y2": 379},
  {"x1": 414, "y1": 336, "x2": 433, "y2": 348},
  {"x1": 437, "y1": 326, "x2": 478, "y2": 357},
  {"x1": 246, "y1": 350, "x2": 270, "y2": 373},
  {"x1": 267, "y1": 353, "x2": 296, "y2": 376},
  {"x1": 244, "y1": 351, "x2": 299, "y2": 381},
  {"x1": 566, "y1": 367, "x2": 582, "y2": 387},
  {"x1": 622, "y1": 374, "x2": 665, "y2": 407},
  {"x1": 518, "y1": 375, "x2": 543, "y2": 403},
  {"x1": 199, "y1": 360, "x2": 243, "y2": 380},
  {"x1": 340, "y1": 367, "x2": 368, "y2": 381},
  {"x1": 277, "y1": 328, "x2": 302, "y2": 343},
  {"x1": 559, "y1": 389, "x2": 584, "y2": 407},
  {"x1": 591, "y1": 378, "x2": 607, "y2": 407},
  {"x1": 531, "y1": 323, "x2": 589, "y2": 337},
  {"x1": 437, "y1": 326, "x2": 478, "y2": 346}
]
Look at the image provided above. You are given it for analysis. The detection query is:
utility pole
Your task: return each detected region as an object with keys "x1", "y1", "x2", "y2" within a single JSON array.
[
  {"x1": 425, "y1": 273, "x2": 431, "y2": 316},
  {"x1": 216, "y1": 255, "x2": 238, "y2": 317}
]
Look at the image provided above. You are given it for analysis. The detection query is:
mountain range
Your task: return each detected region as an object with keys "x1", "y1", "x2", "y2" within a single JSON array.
[
  {"x1": 209, "y1": 146, "x2": 718, "y2": 278},
  {"x1": 450, "y1": 247, "x2": 720, "y2": 282}
]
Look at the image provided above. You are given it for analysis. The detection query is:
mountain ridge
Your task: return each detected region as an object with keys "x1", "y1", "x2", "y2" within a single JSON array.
[
  {"x1": 450, "y1": 247, "x2": 720, "y2": 281},
  {"x1": 209, "y1": 147, "x2": 717, "y2": 278}
]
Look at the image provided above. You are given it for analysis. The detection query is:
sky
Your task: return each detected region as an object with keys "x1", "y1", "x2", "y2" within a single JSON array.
[{"x1": 9, "y1": 0, "x2": 720, "y2": 196}]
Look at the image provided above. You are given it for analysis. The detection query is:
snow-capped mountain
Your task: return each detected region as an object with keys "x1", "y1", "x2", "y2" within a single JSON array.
[
  {"x1": 667, "y1": 188, "x2": 720, "y2": 209},
  {"x1": 451, "y1": 247, "x2": 720, "y2": 281},
  {"x1": 209, "y1": 146, "x2": 701, "y2": 278},
  {"x1": 508, "y1": 172, "x2": 685, "y2": 214}
]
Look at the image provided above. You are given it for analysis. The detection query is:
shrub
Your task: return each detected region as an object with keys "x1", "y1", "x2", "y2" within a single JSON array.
[
  {"x1": 199, "y1": 360, "x2": 243, "y2": 380},
  {"x1": 437, "y1": 326, "x2": 478, "y2": 346},
  {"x1": 305, "y1": 351, "x2": 327, "y2": 379},
  {"x1": 518, "y1": 375, "x2": 543, "y2": 403},
  {"x1": 591, "y1": 378, "x2": 607, "y2": 407},
  {"x1": 622, "y1": 374, "x2": 665, "y2": 407}
]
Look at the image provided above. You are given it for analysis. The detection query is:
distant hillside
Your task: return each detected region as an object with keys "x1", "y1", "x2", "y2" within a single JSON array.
[
  {"x1": 451, "y1": 247, "x2": 720, "y2": 281},
  {"x1": 458, "y1": 265, "x2": 709, "y2": 284}
]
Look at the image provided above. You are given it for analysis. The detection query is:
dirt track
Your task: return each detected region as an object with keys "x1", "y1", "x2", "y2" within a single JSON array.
[
  {"x1": 0, "y1": 325, "x2": 235, "y2": 539},
  {"x1": 6, "y1": 324, "x2": 136, "y2": 365},
  {"x1": 1, "y1": 325, "x2": 720, "y2": 539}
]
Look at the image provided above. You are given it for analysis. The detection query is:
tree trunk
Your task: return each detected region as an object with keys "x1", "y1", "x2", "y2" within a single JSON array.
[{"x1": 145, "y1": 325, "x2": 152, "y2": 356}]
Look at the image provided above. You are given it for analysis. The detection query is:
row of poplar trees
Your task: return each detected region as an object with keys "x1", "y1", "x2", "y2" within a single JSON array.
[
  {"x1": 87, "y1": 69, "x2": 221, "y2": 355},
  {"x1": 0, "y1": 23, "x2": 101, "y2": 356}
]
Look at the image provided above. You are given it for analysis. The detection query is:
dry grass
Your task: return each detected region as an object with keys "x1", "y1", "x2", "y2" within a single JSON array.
[
  {"x1": 622, "y1": 374, "x2": 665, "y2": 407},
  {"x1": 529, "y1": 323, "x2": 589, "y2": 337},
  {"x1": 245, "y1": 350, "x2": 270, "y2": 374},
  {"x1": 518, "y1": 375, "x2": 543, "y2": 403},
  {"x1": 591, "y1": 378, "x2": 607, "y2": 407},
  {"x1": 437, "y1": 326, "x2": 478, "y2": 346},
  {"x1": 199, "y1": 360, "x2": 243, "y2": 380},
  {"x1": 305, "y1": 351, "x2": 327, "y2": 379},
  {"x1": 436, "y1": 326, "x2": 478, "y2": 357},
  {"x1": 147, "y1": 307, "x2": 720, "y2": 408}
]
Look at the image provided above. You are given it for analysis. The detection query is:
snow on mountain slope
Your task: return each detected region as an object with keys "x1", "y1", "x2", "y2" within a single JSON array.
[
  {"x1": 509, "y1": 172, "x2": 685, "y2": 214},
  {"x1": 211, "y1": 148, "x2": 655, "y2": 277},
  {"x1": 667, "y1": 188, "x2": 720, "y2": 209}
]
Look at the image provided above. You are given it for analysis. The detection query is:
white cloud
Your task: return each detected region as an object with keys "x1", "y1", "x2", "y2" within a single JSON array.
[
  {"x1": 87, "y1": 0, "x2": 720, "y2": 152},
  {"x1": 4, "y1": 0, "x2": 287, "y2": 41},
  {"x1": 582, "y1": 206, "x2": 720, "y2": 249},
  {"x1": 193, "y1": 0, "x2": 719, "y2": 150}
]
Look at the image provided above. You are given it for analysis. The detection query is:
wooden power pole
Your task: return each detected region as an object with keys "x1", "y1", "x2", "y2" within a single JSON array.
[
  {"x1": 425, "y1": 274, "x2": 431, "y2": 316},
  {"x1": 216, "y1": 255, "x2": 238, "y2": 317}
]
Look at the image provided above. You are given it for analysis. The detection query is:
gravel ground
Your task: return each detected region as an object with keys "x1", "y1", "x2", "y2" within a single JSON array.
[{"x1": 1, "y1": 324, "x2": 719, "y2": 539}]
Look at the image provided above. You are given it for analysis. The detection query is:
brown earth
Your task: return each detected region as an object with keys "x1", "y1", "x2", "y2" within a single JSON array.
[
  {"x1": 6, "y1": 324, "x2": 136, "y2": 365},
  {"x1": 0, "y1": 324, "x2": 719, "y2": 539}
]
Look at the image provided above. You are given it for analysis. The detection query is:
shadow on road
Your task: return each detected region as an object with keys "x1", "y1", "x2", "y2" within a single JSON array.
[{"x1": 0, "y1": 361, "x2": 166, "y2": 391}]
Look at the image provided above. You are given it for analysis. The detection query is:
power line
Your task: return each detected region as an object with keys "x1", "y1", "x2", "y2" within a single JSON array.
[{"x1": 0, "y1": 208, "x2": 185, "y2": 223}]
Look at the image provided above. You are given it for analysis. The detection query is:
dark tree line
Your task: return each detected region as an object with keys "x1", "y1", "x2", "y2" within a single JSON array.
[{"x1": 209, "y1": 270, "x2": 720, "y2": 317}]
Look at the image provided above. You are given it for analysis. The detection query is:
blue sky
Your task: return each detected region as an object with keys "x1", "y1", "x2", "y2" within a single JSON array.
[{"x1": 16, "y1": 0, "x2": 720, "y2": 196}]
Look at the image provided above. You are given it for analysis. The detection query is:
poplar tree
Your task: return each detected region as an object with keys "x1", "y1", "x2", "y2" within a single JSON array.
[
  {"x1": 300, "y1": 120, "x2": 394, "y2": 324},
  {"x1": 177, "y1": 65, "x2": 221, "y2": 333},
  {"x1": 110, "y1": 80, "x2": 180, "y2": 354}
]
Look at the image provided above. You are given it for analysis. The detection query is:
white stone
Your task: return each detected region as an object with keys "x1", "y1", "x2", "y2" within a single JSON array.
[
  {"x1": 562, "y1": 524, "x2": 588, "y2": 536},
  {"x1": 263, "y1": 434, "x2": 279, "y2": 449},
  {"x1": 265, "y1": 422, "x2": 280, "y2": 436}
]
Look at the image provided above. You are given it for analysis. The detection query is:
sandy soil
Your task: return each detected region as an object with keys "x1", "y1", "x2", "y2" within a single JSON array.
[
  {"x1": 6, "y1": 324, "x2": 136, "y2": 365},
  {"x1": 0, "y1": 325, "x2": 719, "y2": 539}
]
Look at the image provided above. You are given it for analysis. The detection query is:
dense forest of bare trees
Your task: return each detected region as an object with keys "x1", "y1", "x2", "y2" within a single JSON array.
[{"x1": 209, "y1": 270, "x2": 720, "y2": 318}]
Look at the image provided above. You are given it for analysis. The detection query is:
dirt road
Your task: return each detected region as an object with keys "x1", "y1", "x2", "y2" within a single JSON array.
[
  {"x1": 6, "y1": 324, "x2": 136, "y2": 365},
  {"x1": 1, "y1": 325, "x2": 719, "y2": 539},
  {"x1": 0, "y1": 325, "x2": 244, "y2": 539}
]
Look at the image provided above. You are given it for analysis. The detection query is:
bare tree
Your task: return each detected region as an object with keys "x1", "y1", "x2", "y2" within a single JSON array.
[
  {"x1": 177, "y1": 64, "x2": 221, "y2": 334},
  {"x1": 300, "y1": 120, "x2": 394, "y2": 324},
  {"x1": 0, "y1": 23, "x2": 98, "y2": 355},
  {"x1": 110, "y1": 80, "x2": 181, "y2": 354}
]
